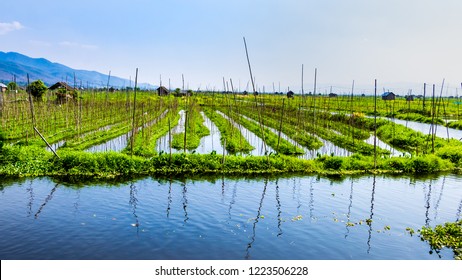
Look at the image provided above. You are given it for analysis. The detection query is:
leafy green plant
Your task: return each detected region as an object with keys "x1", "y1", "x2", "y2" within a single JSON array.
[{"x1": 420, "y1": 221, "x2": 462, "y2": 260}]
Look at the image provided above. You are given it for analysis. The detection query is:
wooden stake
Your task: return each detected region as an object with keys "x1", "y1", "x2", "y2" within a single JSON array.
[
  {"x1": 374, "y1": 79, "x2": 377, "y2": 169},
  {"x1": 130, "y1": 68, "x2": 138, "y2": 156},
  {"x1": 277, "y1": 99, "x2": 285, "y2": 151}
]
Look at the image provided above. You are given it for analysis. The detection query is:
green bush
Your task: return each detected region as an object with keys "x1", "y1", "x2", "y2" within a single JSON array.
[
  {"x1": 436, "y1": 145, "x2": 462, "y2": 165},
  {"x1": 322, "y1": 156, "x2": 344, "y2": 170},
  {"x1": 27, "y1": 80, "x2": 48, "y2": 100}
]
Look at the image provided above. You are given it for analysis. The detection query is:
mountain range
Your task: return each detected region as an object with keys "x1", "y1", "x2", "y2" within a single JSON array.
[{"x1": 0, "y1": 51, "x2": 154, "y2": 89}]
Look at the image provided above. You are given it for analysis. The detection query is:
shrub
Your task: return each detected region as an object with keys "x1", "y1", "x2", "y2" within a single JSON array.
[
  {"x1": 27, "y1": 80, "x2": 48, "y2": 100},
  {"x1": 322, "y1": 156, "x2": 344, "y2": 170}
]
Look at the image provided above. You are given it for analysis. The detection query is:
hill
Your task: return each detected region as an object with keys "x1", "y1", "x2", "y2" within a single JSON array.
[{"x1": 0, "y1": 51, "x2": 154, "y2": 89}]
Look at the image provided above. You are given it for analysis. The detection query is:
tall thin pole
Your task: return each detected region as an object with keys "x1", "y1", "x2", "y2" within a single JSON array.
[
  {"x1": 374, "y1": 79, "x2": 377, "y2": 170},
  {"x1": 243, "y1": 36, "x2": 267, "y2": 156},
  {"x1": 301, "y1": 64, "x2": 304, "y2": 96},
  {"x1": 243, "y1": 37, "x2": 256, "y2": 94},
  {"x1": 423, "y1": 83, "x2": 426, "y2": 112},
  {"x1": 130, "y1": 68, "x2": 138, "y2": 156}
]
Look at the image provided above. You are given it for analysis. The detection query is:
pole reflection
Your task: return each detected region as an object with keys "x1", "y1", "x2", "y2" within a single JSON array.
[
  {"x1": 129, "y1": 183, "x2": 139, "y2": 235},
  {"x1": 275, "y1": 179, "x2": 283, "y2": 237},
  {"x1": 245, "y1": 178, "x2": 268, "y2": 259},
  {"x1": 424, "y1": 180, "x2": 433, "y2": 227},
  {"x1": 182, "y1": 181, "x2": 189, "y2": 224},
  {"x1": 227, "y1": 181, "x2": 237, "y2": 222},
  {"x1": 345, "y1": 178, "x2": 354, "y2": 239},
  {"x1": 367, "y1": 175, "x2": 376, "y2": 254},
  {"x1": 166, "y1": 179, "x2": 172, "y2": 218},
  {"x1": 456, "y1": 199, "x2": 462, "y2": 222},
  {"x1": 34, "y1": 183, "x2": 58, "y2": 219},
  {"x1": 27, "y1": 180, "x2": 34, "y2": 217},
  {"x1": 433, "y1": 176, "x2": 446, "y2": 221}
]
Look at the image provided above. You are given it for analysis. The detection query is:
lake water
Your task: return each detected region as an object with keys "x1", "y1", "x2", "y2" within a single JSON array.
[{"x1": 1, "y1": 174, "x2": 461, "y2": 260}]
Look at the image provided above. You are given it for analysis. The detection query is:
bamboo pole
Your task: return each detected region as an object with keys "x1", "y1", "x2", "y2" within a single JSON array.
[
  {"x1": 374, "y1": 79, "x2": 377, "y2": 169},
  {"x1": 130, "y1": 68, "x2": 138, "y2": 156},
  {"x1": 277, "y1": 99, "x2": 285, "y2": 151}
]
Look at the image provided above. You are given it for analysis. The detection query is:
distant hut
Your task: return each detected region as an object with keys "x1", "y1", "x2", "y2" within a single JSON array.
[
  {"x1": 0, "y1": 83, "x2": 7, "y2": 93},
  {"x1": 49, "y1": 82, "x2": 74, "y2": 91},
  {"x1": 381, "y1": 92, "x2": 395, "y2": 101},
  {"x1": 157, "y1": 86, "x2": 169, "y2": 96},
  {"x1": 287, "y1": 90, "x2": 294, "y2": 98},
  {"x1": 406, "y1": 95, "x2": 414, "y2": 101},
  {"x1": 49, "y1": 82, "x2": 75, "y2": 103},
  {"x1": 329, "y1": 92, "x2": 338, "y2": 98}
]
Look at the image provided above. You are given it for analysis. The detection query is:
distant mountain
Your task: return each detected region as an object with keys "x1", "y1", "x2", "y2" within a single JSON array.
[{"x1": 0, "y1": 51, "x2": 154, "y2": 89}]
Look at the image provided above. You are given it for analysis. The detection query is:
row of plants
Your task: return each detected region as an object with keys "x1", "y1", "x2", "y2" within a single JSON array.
[
  {"x1": 219, "y1": 108, "x2": 305, "y2": 155},
  {"x1": 246, "y1": 104, "x2": 391, "y2": 156},
  {"x1": 171, "y1": 100, "x2": 210, "y2": 150},
  {"x1": 124, "y1": 106, "x2": 181, "y2": 157},
  {"x1": 202, "y1": 107, "x2": 254, "y2": 154},
  {"x1": 232, "y1": 103, "x2": 324, "y2": 150},
  {"x1": 0, "y1": 144, "x2": 458, "y2": 178}
]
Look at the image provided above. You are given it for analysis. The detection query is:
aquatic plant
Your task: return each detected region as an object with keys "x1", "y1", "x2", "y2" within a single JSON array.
[{"x1": 420, "y1": 221, "x2": 462, "y2": 260}]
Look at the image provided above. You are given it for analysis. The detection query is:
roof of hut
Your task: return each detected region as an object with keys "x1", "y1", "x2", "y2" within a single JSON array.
[{"x1": 49, "y1": 82, "x2": 74, "y2": 91}]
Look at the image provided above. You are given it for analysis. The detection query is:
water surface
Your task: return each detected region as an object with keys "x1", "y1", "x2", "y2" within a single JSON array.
[{"x1": 0, "y1": 174, "x2": 460, "y2": 260}]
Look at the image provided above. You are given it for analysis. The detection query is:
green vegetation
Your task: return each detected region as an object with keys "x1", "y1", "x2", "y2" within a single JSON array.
[
  {"x1": 171, "y1": 103, "x2": 210, "y2": 150},
  {"x1": 7, "y1": 81, "x2": 17, "y2": 91},
  {"x1": 27, "y1": 80, "x2": 47, "y2": 100},
  {"x1": 1, "y1": 91, "x2": 462, "y2": 177},
  {"x1": 202, "y1": 107, "x2": 253, "y2": 154},
  {"x1": 0, "y1": 144, "x2": 456, "y2": 178},
  {"x1": 420, "y1": 221, "x2": 462, "y2": 260}
]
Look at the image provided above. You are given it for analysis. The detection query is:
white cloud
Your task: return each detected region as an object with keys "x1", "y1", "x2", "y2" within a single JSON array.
[{"x1": 0, "y1": 21, "x2": 24, "y2": 35}]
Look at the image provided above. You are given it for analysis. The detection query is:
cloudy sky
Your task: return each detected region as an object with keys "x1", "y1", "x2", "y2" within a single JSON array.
[{"x1": 1, "y1": 0, "x2": 461, "y2": 94}]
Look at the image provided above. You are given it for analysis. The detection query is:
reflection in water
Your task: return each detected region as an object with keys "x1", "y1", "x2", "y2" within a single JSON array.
[
  {"x1": 456, "y1": 199, "x2": 462, "y2": 222},
  {"x1": 1, "y1": 175, "x2": 462, "y2": 260},
  {"x1": 182, "y1": 182, "x2": 189, "y2": 224},
  {"x1": 424, "y1": 180, "x2": 433, "y2": 227},
  {"x1": 345, "y1": 178, "x2": 354, "y2": 239},
  {"x1": 73, "y1": 189, "x2": 81, "y2": 216},
  {"x1": 166, "y1": 180, "x2": 172, "y2": 218},
  {"x1": 309, "y1": 178, "x2": 315, "y2": 220},
  {"x1": 275, "y1": 179, "x2": 283, "y2": 237},
  {"x1": 245, "y1": 179, "x2": 268, "y2": 260},
  {"x1": 227, "y1": 182, "x2": 237, "y2": 222},
  {"x1": 27, "y1": 181, "x2": 34, "y2": 217},
  {"x1": 434, "y1": 176, "x2": 445, "y2": 221},
  {"x1": 129, "y1": 184, "x2": 139, "y2": 235},
  {"x1": 34, "y1": 183, "x2": 58, "y2": 219},
  {"x1": 367, "y1": 175, "x2": 376, "y2": 254},
  {"x1": 293, "y1": 178, "x2": 302, "y2": 215}
]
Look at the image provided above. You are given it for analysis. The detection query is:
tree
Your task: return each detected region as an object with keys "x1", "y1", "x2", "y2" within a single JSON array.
[
  {"x1": 27, "y1": 80, "x2": 47, "y2": 100},
  {"x1": 7, "y1": 82, "x2": 17, "y2": 91}
]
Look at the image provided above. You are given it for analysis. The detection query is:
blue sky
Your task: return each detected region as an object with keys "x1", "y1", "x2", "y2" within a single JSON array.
[{"x1": 1, "y1": 0, "x2": 462, "y2": 95}]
